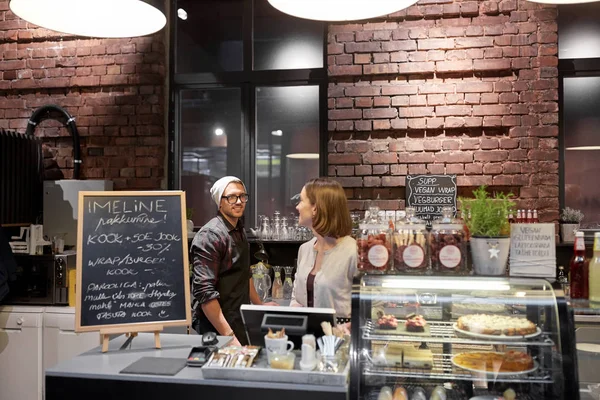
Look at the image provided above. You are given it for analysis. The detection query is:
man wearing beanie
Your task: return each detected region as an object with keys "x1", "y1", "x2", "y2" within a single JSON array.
[{"x1": 191, "y1": 176, "x2": 272, "y2": 345}]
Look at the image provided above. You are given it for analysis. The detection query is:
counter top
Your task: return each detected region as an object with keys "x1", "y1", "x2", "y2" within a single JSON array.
[
  {"x1": 571, "y1": 299, "x2": 600, "y2": 323},
  {"x1": 45, "y1": 333, "x2": 346, "y2": 400}
]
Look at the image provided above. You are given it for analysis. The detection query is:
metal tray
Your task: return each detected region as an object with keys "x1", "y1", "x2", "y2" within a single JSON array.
[{"x1": 201, "y1": 350, "x2": 349, "y2": 386}]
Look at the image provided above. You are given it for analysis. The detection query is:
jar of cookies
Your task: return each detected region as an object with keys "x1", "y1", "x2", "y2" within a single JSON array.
[
  {"x1": 357, "y1": 203, "x2": 392, "y2": 273},
  {"x1": 392, "y1": 207, "x2": 429, "y2": 274},
  {"x1": 430, "y1": 206, "x2": 467, "y2": 275}
]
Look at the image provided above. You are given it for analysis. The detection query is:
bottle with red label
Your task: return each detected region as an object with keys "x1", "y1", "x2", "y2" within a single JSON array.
[
  {"x1": 392, "y1": 207, "x2": 429, "y2": 274},
  {"x1": 357, "y1": 202, "x2": 392, "y2": 273},
  {"x1": 533, "y1": 209, "x2": 539, "y2": 223},
  {"x1": 570, "y1": 231, "x2": 588, "y2": 299},
  {"x1": 430, "y1": 206, "x2": 467, "y2": 275}
]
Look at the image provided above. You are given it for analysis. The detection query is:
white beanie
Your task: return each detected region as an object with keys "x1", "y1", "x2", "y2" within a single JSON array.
[{"x1": 210, "y1": 176, "x2": 246, "y2": 207}]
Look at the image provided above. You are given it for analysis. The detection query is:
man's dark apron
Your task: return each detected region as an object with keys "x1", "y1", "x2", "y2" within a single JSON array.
[{"x1": 194, "y1": 232, "x2": 250, "y2": 345}]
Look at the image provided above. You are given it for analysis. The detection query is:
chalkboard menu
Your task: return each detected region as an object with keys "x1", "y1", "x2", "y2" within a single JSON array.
[
  {"x1": 406, "y1": 175, "x2": 457, "y2": 223},
  {"x1": 75, "y1": 191, "x2": 191, "y2": 332}
]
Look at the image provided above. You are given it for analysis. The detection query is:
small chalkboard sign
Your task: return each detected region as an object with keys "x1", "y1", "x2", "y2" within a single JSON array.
[
  {"x1": 405, "y1": 174, "x2": 457, "y2": 223},
  {"x1": 75, "y1": 191, "x2": 191, "y2": 342}
]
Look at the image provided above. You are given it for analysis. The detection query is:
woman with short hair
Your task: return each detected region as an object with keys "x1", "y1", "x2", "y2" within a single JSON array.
[{"x1": 290, "y1": 178, "x2": 357, "y2": 320}]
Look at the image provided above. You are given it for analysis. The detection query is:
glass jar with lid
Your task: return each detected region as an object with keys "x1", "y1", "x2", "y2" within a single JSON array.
[
  {"x1": 357, "y1": 203, "x2": 392, "y2": 273},
  {"x1": 392, "y1": 207, "x2": 429, "y2": 274},
  {"x1": 430, "y1": 206, "x2": 467, "y2": 275}
]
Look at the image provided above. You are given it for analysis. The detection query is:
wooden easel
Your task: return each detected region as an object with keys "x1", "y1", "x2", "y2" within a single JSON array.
[{"x1": 99, "y1": 325, "x2": 164, "y2": 353}]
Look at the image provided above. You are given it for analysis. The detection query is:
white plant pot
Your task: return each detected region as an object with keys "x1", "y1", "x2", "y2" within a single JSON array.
[
  {"x1": 470, "y1": 237, "x2": 510, "y2": 276},
  {"x1": 186, "y1": 220, "x2": 194, "y2": 235},
  {"x1": 560, "y1": 223, "x2": 579, "y2": 243}
]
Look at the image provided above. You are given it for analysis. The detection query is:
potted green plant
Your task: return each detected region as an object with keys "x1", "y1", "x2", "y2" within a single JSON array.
[
  {"x1": 459, "y1": 186, "x2": 516, "y2": 276},
  {"x1": 560, "y1": 207, "x2": 584, "y2": 243}
]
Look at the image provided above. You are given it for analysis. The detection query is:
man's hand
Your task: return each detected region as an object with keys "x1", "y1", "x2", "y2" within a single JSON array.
[{"x1": 262, "y1": 301, "x2": 280, "y2": 306}]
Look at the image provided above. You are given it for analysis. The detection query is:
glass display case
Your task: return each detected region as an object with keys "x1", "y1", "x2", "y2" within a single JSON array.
[{"x1": 350, "y1": 275, "x2": 579, "y2": 400}]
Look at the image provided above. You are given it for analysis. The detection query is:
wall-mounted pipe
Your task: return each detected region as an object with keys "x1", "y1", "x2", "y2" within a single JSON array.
[{"x1": 25, "y1": 104, "x2": 82, "y2": 180}]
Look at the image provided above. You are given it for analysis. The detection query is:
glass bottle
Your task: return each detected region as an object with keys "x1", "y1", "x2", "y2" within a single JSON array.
[
  {"x1": 392, "y1": 207, "x2": 429, "y2": 274},
  {"x1": 570, "y1": 231, "x2": 588, "y2": 299},
  {"x1": 271, "y1": 266, "x2": 284, "y2": 299},
  {"x1": 430, "y1": 206, "x2": 467, "y2": 275},
  {"x1": 283, "y1": 265, "x2": 294, "y2": 300},
  {"x1": 357, "y1": 203, "x2": 392, "y2": 273},
  {"x1": 260, "y1": 217, "x2": 271, "y2": 240},
  {"x1": 589, "y1": 233, "x2": 600, "y2": 303}
]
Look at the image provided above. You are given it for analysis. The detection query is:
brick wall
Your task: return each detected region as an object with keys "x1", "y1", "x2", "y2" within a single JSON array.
[
  {"x1": 327, "y1": 0, "x2": 559, "y2": 222},
  {"x1": 0, "y1": 1, "x2": 166, "y2": 189}
]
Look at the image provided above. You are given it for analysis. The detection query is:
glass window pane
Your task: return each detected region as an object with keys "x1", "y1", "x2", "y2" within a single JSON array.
[
  {"x1": 180, "y1": 88, "x2": 242, "y2": 227},
  {"x1": 558, "y1": 3, "x2": 600, "y2": 59},
  {"x1": 255, "y1": 86, "x2": 320, "y2": 225},
  {"x1": 176, "y1": 0, "x2": 244, "y2": 73},
  {"x1": 254, "y1": 0, "x2": 324, "y2": 70},
  {"x1": 563, "y1": 76, "x2": 600, "y2": 224}
]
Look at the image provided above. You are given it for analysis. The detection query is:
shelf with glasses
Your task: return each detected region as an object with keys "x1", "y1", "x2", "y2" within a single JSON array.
[
  {"x1": 362, "y1": 320, "x2": 555, "y2": 347},
  {"x1": 361, "y1": 351, "x2": 555, "y2": 384}
]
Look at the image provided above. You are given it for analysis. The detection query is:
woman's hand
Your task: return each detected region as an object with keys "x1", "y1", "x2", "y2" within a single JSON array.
[{"x1": 230, "y1": 335, "x2": 241, "y2": 346}]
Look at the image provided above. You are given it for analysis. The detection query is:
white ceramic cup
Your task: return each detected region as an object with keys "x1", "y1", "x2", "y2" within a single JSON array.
[{"x1": 264, "y1": 334, "x2": 294, "y2": 365}]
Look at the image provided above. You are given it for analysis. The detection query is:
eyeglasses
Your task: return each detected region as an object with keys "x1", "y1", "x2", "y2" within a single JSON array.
[{"x1": 221, "y1": 194, "x2": 249, "y2": 204}]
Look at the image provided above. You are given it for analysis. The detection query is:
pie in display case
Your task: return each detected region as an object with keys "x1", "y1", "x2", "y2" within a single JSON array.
[{"x1": 349, "y1": 275, "x2": 580, "y2": 400}]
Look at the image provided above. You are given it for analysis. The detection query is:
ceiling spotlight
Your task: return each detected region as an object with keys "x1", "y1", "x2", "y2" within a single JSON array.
[
  {"x1": 10, "y1": 0, "x2": 166, "y2": 38},
  {"x1": 271, "y1": 130, "x2": 283, "y2": 136},
  {"x1": 267, "y1": 0, "x2": 418, "y2": 21},
  {"x1": 177, "y1": 8, "x2": 188, "y2": 20},
  {"x1": 215, "y1": 128, "x2": 224, "y2": 136}
]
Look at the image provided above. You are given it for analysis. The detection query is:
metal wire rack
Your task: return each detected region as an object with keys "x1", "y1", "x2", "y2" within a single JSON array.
[
  {"x1": 362, "y1": 319, "x2": 555, "y2": 347},
  {"x1": 363, "y1": 387, "x2": 540, "y2": 400},
  {"x1": 361, "y1": 351, "x2": 554, "y2": 384}
]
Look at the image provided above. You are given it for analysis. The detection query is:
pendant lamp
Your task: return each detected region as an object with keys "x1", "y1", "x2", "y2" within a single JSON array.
[
  {"x1": 10, "y1": 0, "x2": 166, "y2": 38},
  {"x1": 267, "y1": 0, "x2": 419, "y2": 21},
  {"x1": 527, "y1": 0, "x2": 598, "y2": 3}
]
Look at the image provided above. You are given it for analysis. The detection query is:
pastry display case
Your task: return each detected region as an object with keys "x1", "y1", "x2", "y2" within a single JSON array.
[{"x1": 350, "y1": 275, "x2": 579, "y2": 400}]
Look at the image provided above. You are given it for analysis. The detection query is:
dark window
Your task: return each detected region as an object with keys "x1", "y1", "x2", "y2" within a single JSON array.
[
  {"x1": 563, "y1": 76, "x2": 600, "y2": 224},
  {"x1": 176, "y1": 0, "x2": 244, "y2": 73},
  {"x1": 253, "y1": 0, "x2": 324, "y2": 70},
  {"x1": 180, "y1": 88, "x2": 243, "y2": 227},
  {"x1": 559, "y1": 2, "x2": 600, "y2": 225},
  {"x1": 255, "y1": 85, "x2": 320, "y2": 218},
  {"x1": 558, "y1": 3, "x2": 600, "y2": 60},
  {"x1": 170, "y1": 0, "x2": 326, "y2": 227}
]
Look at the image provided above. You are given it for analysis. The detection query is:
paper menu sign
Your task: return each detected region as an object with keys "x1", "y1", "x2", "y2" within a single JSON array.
[{"x1": 509, "y1": 223, "x2": 556, "y2": 278}]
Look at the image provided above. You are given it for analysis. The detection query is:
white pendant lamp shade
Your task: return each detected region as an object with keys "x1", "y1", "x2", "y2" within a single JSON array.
[
  {"x1": 267, "y1": 0, "x2": 419, "y2": 21},
  {"x1": 10, "y1": 0, "x2": 166, "y2": 38},
  {"x1": 527, "y1": 0, "x2": 598, "y2": 3}
]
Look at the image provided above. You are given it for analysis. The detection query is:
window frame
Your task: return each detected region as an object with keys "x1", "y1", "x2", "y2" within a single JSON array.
[
  {"x1": 558, "y1": 57, "x2": 600, "y2": 212},
  {"x1": 167, "y1": 0, "x2": 328, "y2": 226}
]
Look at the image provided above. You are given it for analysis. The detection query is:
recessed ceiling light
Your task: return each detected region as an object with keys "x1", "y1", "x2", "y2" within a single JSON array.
[
  {"x1": 271, "y1": 130, "x2": 283, "y2": 136},
  {"x1": 177, "y1": 8, "x2": 188, "y2": 20},
  {"x1": 215, "y1": 128, "x2": 224, "y2": 136},
  {"x1": 10, "y1": 0, "x2": 166, "y2": 38}
]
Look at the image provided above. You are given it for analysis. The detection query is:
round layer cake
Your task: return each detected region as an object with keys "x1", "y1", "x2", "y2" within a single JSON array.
[
  {"x1": 457, "y1": 314, "x2": 537, "y2": 336},
  {"x1": 453, "y1": 350, "x2": 534, "y2": 373}
]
